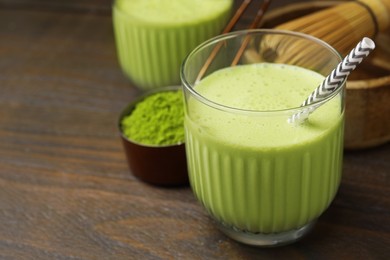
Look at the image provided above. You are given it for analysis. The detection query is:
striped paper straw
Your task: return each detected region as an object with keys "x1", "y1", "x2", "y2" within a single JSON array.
[{"x1": 289, "y1": 37, "x2": 375, "y2": 124}]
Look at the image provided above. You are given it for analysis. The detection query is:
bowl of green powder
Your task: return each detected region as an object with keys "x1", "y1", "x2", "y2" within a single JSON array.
[{"x1": 119, "y1": 86, "x2": 188, "y2": 186}]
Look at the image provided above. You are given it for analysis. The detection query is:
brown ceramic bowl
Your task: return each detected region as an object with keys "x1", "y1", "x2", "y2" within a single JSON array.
[{"x1": 118, "y1": 86, "x2": 188, "y2": 186}]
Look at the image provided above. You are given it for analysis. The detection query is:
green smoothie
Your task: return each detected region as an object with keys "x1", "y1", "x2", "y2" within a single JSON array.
[
  {"x1": 113, "y1": 0, "x2": 233, "y2": 90},
  {"x1": 185, "y1": 63, "x2": 344, "y2": 234}
]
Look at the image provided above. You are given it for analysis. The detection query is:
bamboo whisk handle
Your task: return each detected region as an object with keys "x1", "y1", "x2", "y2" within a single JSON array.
[
  {"x1": 274, "y1": 0, "x2": 390, "y2": 56},
  {"x1": 359, "y1": 0, "x2": 390, "y2": 32}
]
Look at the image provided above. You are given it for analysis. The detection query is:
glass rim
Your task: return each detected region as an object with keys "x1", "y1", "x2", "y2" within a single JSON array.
[{"x1": 180, "y1": 29, "x2": 345, "y2": 115}]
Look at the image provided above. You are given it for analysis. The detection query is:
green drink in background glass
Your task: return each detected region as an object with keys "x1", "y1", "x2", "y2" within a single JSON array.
[
  {"x1": 113, "y1": 0, "x2": 233, "y2": 90},
  {"x1": 181, "y1": 30, "x2": 345, "y2": 247}
]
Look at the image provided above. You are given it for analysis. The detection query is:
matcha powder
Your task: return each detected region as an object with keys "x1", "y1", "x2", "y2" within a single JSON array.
[{"x1": 121, "y1": 90, "x2": 185, "y2": 146}]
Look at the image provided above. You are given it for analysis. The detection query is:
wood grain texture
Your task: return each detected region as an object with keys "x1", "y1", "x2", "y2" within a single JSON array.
[{"x1": 0, "y1": 0, "x2": 389, "y2": 259}]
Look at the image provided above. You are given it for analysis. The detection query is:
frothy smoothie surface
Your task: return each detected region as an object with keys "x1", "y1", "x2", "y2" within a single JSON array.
[
  {"x1": 116, "y1": 0, "x2": 233, "y2": 25},
  {"x1": 196, "y1": 63, "x2": 324, "y2": 110},
  {"x1": 188, "y1": 63, "x2": 342, "y2": 148}
]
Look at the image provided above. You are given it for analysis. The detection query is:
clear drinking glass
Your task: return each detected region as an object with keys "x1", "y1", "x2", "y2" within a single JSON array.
[
  {"x1": 112, "y1": 0, "x2": 233, "y2": 90},
  {"x1": 181, "y1": 29, "x2": 345, "y2": 247}
]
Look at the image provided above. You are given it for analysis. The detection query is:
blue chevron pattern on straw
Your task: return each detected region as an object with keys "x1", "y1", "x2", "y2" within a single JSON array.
[{"x1": 289, "y1": 37, "x2": 375, "y2": 124}]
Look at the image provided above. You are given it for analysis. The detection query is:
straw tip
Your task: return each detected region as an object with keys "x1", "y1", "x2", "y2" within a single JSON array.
[{"x1": 362, "y1": 37, "x2": 375, "y2": 50}]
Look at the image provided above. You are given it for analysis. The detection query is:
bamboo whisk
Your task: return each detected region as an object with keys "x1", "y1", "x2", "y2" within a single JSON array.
[
  {"x1": 250, "y1": 0, "x2": 390, "y2": 72},
  {"x1": 199, "y1": 0, "x2": 390, "y2": 79},
  {"x1": 274, "y1": 0, "x2": 390, "y2": 56}
]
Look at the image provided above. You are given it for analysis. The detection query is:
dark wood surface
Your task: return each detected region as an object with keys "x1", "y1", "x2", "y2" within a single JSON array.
[{"x1": 0, "y1": 0, "x2": 389, "y2": 259}]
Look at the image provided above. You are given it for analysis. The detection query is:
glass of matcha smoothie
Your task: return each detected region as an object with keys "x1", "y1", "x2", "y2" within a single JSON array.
[
  {"x1": 113, "y1": 0, "x2": 233, "y2": 90},
  {"x1": 181, "y1": 29, "x2": 345, "y2": 247}
]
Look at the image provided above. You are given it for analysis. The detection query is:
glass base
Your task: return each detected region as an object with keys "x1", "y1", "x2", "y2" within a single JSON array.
[{"x1": 217, "y1": 220, "x2": 316, "y2": 247}]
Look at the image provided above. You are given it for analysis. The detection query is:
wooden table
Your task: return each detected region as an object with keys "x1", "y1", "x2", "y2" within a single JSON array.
[{"x1": 0, "y1": 0, "x2": 389, "y2": 259}]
